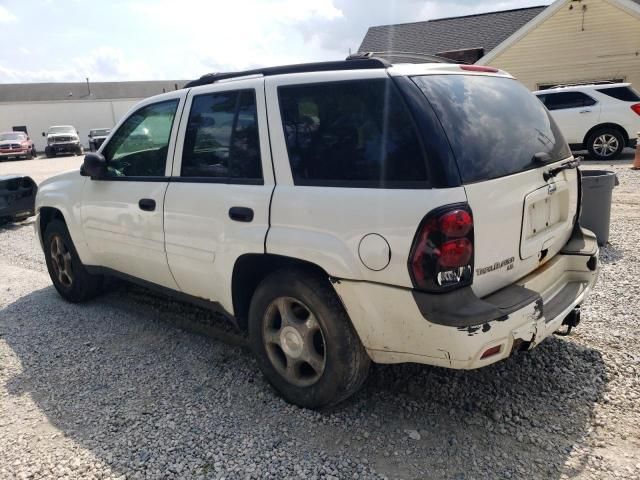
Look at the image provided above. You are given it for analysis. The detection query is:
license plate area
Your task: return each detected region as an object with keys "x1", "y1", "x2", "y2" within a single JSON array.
[{"x1": 520, "y1": 180, "x2": 570, "y2": 260}]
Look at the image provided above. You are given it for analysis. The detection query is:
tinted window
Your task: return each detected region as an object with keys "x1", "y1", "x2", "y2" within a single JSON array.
[
  {"x1": 412, "y1": 75, "x2": 570, "y2": 183},
  {"x1": 278, "y1": 79, "x2": 428, "y2": 188},
  {"x1": 181, "y1": 90, "x2": 262, "y2": 181},
  {"x1": 543, "y1": 92, "x2": 596, "y2": 110},
  {"x1": 596, "y1": 86, "x2": 640, "y2": 102},
  {"x1": 103, "y1": 100, "x2": 178, "y2": 177}
]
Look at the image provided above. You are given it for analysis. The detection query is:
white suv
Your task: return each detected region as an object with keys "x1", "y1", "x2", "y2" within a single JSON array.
[
  {"x1": 35, "y1": 59, "x2": 599, "y2": 407},
  {"x1": 534, "y1": 83, "x2": 640, "y2": 160}
]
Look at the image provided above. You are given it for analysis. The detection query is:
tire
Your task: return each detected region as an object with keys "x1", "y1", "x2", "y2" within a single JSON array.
[
  {"x1": 31, "y1": 147, "x2": 37, "y2": 158},
  {"x1": 75, "y1": 146, "x2": 83, "y2": 156},
  {"x1": 249, "y1": 268, "x2": 370, "y2": 408},
  {"x1": 587, "y1": 128, "x2": 625, "y2": 160},
  {"x1": 43, "y1": 219, "x2": 103, "y2": 302},
  {"x1": 45, "y1": 147, "x2": 55, "y2": 158}
]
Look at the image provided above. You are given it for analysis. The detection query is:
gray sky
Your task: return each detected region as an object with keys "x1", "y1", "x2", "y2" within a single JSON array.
[{"x1": 0, "y1": 0, "x2": 547, "y2": 83}]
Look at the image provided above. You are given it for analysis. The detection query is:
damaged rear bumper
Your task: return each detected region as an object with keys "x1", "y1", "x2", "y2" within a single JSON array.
[
  {"x1": 0, "y1": 175, "x2": 37, "y2": 220},
  {"x1": 332, "y1": 229, "x2": 599, "y2": 369}
]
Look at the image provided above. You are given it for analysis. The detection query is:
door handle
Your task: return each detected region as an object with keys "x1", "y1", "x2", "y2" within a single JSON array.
[
  {"x1": 138, "y1": 198, "x2": 156, "y2": 211},
  {"x1": 579, "y1": 110, "x2": 592, "y2": 114},
  {"x1": 229, "y1": 206, "x2": 254, "y2": 222}
]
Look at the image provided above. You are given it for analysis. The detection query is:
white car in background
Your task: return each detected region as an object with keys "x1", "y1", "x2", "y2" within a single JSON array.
[
  {"x1": 535, "y1": 83, "x2": 640, "y2": 160},
  {"x1": 43, "y1": 125, "x2": 83, "y2": 158}
]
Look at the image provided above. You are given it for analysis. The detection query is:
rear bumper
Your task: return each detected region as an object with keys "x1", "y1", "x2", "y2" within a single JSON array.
[
  {"x1": 333, "y1": 232, "x2": 598, "y2": 369},
  {"x1": 0, "y1": 176, "x2": 37, "y2": 219}
]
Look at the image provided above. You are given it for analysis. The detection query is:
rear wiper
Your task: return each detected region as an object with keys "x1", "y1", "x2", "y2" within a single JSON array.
[{"x1": 543, "y1": 157, "x2": 581, "y2": 182}]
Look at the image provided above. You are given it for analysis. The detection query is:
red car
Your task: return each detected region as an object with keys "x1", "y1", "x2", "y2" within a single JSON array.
[{"x1": 0, "y1": 132, "x2": 37, "y2": 161}]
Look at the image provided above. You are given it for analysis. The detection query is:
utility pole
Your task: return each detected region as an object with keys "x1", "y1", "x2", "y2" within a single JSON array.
[{"x1": 86, "y1": 77, "x2": 91, "y2": 96}]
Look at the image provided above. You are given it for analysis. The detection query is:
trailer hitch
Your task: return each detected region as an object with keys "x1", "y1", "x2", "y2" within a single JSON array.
[{"x1": 554, "y1": 306, "x2": 581, "y2": 336}]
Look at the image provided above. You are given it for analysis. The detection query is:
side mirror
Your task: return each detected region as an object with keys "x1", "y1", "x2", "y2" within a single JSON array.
[
  {"x1": 41, "y1": 132, "x2": 45, "y2": 137},
  {"x1": 80, "y1": 152, "x2": 107, "y2": 179}
]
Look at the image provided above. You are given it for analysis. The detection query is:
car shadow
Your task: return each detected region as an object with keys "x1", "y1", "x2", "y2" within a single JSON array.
[{"x1": 2, "y1": 284, "x2": 606, "y2": 480}]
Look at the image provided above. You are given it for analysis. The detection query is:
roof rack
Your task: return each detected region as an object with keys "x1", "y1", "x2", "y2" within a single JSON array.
[
  {"x1": 184, "y1": 58, "x2": 390, "y2": 88},
  {"x1": 349, "y1": 51, "x2": 463, "y2": 64}
]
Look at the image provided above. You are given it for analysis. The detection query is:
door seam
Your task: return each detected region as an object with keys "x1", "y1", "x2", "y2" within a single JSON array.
[{"x1": 263, "y1": 79, "x2": 277, "y2": 255}]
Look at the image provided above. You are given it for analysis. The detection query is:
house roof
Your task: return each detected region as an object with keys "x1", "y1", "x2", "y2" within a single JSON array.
[
  {"x1": 358, "y1": 6, "x2": 548, "y2": 60},
  {"x1": 0, "y1": 80, "x2": 187, "y2": 103}
]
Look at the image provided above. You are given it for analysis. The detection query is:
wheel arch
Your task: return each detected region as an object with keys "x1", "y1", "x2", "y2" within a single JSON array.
[
  {"x1": 583, "y1": 123, "x2": 629, "y2": 148},
  {"x1": 39, "y1": 206, "x2": 66, "y2": 239},
  {"x1": 231, "y1": 253, "x2": 333, "y2": 331}
]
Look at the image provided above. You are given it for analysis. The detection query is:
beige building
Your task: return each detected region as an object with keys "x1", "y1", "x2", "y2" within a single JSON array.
[
  {"x1": 359, "y1": 0, "x2": 640, "y2": 90},
  {"x1": 479, "y1": 0, "x2": 640, "y2": 90}
]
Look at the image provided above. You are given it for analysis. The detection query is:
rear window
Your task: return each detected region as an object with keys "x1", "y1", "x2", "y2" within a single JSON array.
[
  {"x1": 278, "y1": 79, "x2": 429, "y2": 188},
  {"x1": 412, "y1": 75, "x2": 570, "y2": 183},
  {"x1": 596, "y1": 86, "x2": 640, "y2": 102}
]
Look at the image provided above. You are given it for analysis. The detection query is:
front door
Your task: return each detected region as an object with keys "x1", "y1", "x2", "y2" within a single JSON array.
[
  {"x1": 163, "y1": 78, "x2": 274, "y2": 312},
  {"x1": 81, "y1": 94, "x2": 185, "y2": 289}
]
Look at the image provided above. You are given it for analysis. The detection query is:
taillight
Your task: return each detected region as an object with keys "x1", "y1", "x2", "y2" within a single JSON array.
[
  {"x1": 631, "y1": 104, "x2": 640, "y2": 116},
  {"x1": 408, "y1": 204, "x2": 474, "y2": 292}
]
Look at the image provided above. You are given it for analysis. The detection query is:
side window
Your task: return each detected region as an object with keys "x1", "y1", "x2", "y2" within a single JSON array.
[
  {"x1": 181, "y1": 89, "x2": 262, "y2": 182},
  {"x1": 278, "y1": 79, "x2": 428, "y2": 188},
  {"x1": 102, "y1": 100, "x2": 178, "y2": 177},
  {"x1": 544, "y1": 92, "x2": 596, "y2": 111}
]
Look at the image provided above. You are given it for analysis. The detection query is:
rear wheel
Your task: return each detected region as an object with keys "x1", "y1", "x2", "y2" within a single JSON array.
[
  {"x1": 249, "y1": 268, "x2": 370, "y2": 408},
  {"x1": 43, "y1": 219, "x2": 103, "y2": 302},
  {"x1": 587, "y1": 128, "x2": 625, "y2": 160}
]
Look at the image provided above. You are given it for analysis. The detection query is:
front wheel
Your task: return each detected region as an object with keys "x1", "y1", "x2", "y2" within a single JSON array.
[
  {"x1": 43, "y1": 219, "x2": 103, "y2": 302},
  {"x1": 249, "y1": 268, "x2": 370, "y2": 408},
  {"x1": 587, "y1": 128, "x2": 625, "y2": 160}
]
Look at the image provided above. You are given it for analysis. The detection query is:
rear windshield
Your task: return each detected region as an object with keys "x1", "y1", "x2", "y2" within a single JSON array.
[
  {"x1": 412, "y1": 75, "x2": 570, "y2": 183},
  {"x1": 596, "y1": 86, "x2": 640, "y2": 102}
]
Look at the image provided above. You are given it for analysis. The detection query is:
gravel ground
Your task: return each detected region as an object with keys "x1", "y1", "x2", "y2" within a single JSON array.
[{"x1": 0, "y1": 154, "x2": 639, "y2": 479}]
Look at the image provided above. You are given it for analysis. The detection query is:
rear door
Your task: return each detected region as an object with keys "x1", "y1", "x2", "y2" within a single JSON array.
[
  {"x1": 163, "y1": 78, "x2": 273, "y2": 312},
  {"x1": 539, "y1": 91, "x2": 600, "y2": 144},
  {"x1": 412, "y1": 74, "x2": 578, "y2": 298}
]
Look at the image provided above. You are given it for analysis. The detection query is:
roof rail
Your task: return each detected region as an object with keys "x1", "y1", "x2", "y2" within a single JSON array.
[
  {"x1": 184, "y1": 58, "x2": 390, "y2": 88},
  {"x1": 349, "y1": 51, "x2": 463, "y2": 64},
  {"x1": 548, "y1": 80, "x2": 618, "y2": 89}
]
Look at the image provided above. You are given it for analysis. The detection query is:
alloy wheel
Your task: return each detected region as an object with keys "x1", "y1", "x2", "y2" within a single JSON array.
[
  {"x1": 49, "y1": 234, "x2": 74, "y2": 287},
  {"x1": 593, "y1": 134, "x2": 619, "y2": 158},
  {"x1": 262, "y1": 297, "x2": 326, "y2": 387}
]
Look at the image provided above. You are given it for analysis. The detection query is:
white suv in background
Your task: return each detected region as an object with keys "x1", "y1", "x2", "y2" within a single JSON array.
[
  {"x1": 35, "y1": 58, "x2": 599, "y2": 407},
  {"x1": 534, "y1": 83, "x2": 640, "y2": 160}
]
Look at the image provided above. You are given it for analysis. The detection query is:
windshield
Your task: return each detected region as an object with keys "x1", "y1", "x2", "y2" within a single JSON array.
[
  {"x1": 49, "y1": 126, "x2": 75, "y2": 134},
  {"x1": 91, "y1": 129, "x2": 110, "y2": 136},
  {"x1": 412, "y1": 75, "x2": 571, "y2": 183},
  {"x1": 0, "y1": 132, "x2": 26, "y2": 141}
]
